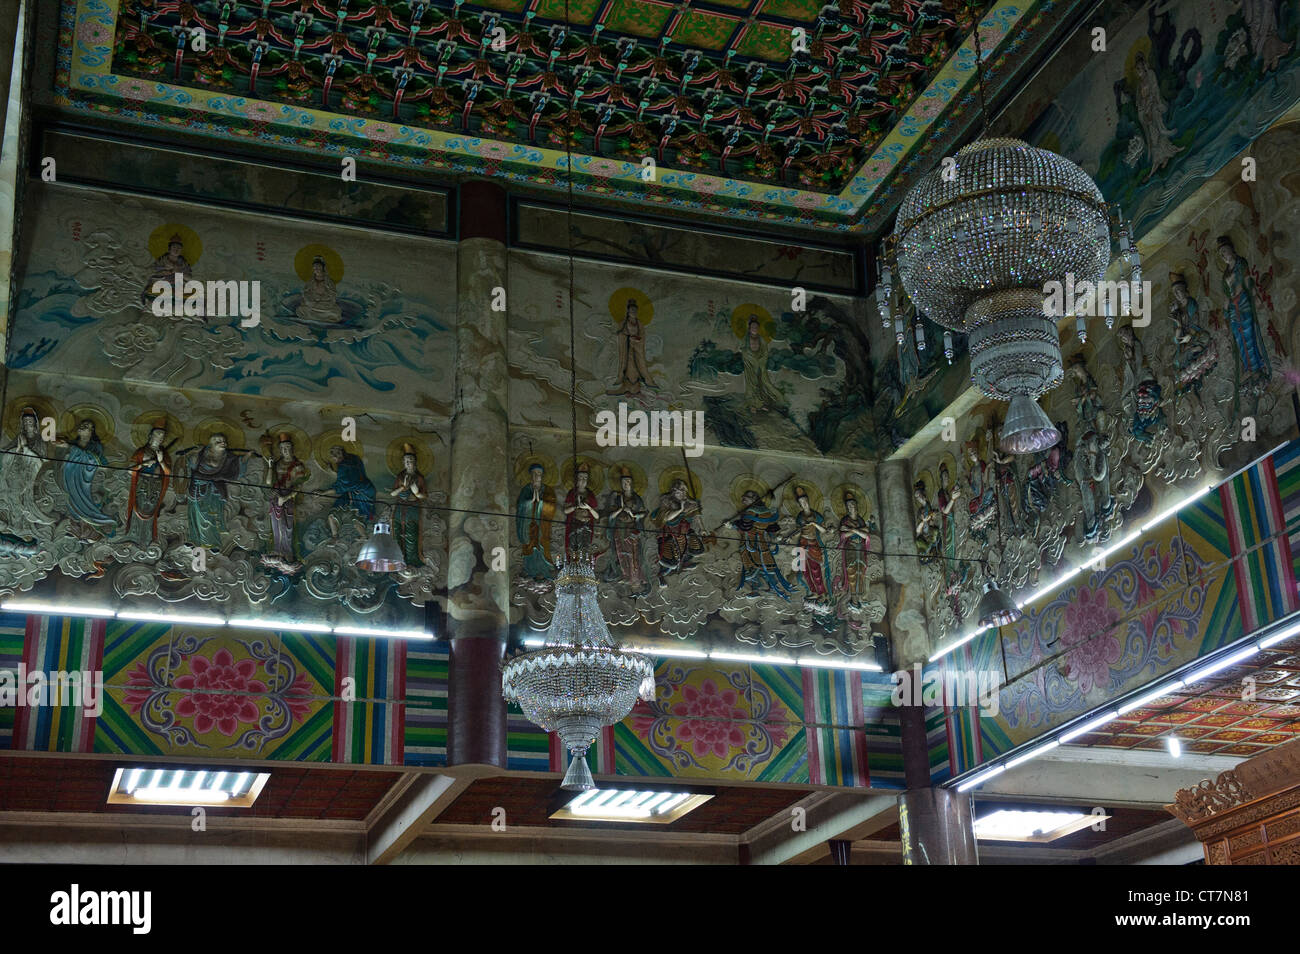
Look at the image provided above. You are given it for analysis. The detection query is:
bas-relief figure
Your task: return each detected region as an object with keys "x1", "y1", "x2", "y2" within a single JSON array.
[
  {"x1": 739, "y1": 315, "x2": 788, "y2": 414},
  {"x1": 730, "y1": 489, "x2": 792, "y2": 599},
  {"x1": 507, "y1": 450, "x2": 884, "y2": 657},
  {"x1": 390, "y1": 443, "x2": 427, "y2": 567},
  {"x1": 126, "y1": 421, "x2": 172, "y2": 545},
  {"x1": 1217, "y1": 234, "x2": 1273, "y2": 392},
  {"x1": 602, "y1": 468, "x2": 649, "y2": 593},
  {"x1": 788, "y1": 486, "x2": 833, "y2": 611},
  {"x1": 180, "y1": 433, "x2": 252, "y2": 550},
  {"x1": 327, "y1": 445, "x2": 377, "y2": 538},
  {"x1": 563, "y1": 463, "x2": 601, "y2": 559},
  {"x1": 913, "y1": 211, "x2": 1300, "y2": 642},
  {"x1": 0, "y1": 388, "x2": 445, "y2": 627},
  {"x1": 12, "y1": 189, "x2": 455, "y2": 412},
  {"x1": 515, "y1": 463, "x2": 557, "y2": 581},
  {"x1": 652, "y1": 478, "x2": 707, "y2": 582},
  {"x1": 262, "y1": 432, "x2": 308, "y2": 572},
  {"x1": 606, "y1": 296, "x2": 655, "y2": 397},
  {"x1": 55, "y1": 419, "x2": 117, "y2": 540}
]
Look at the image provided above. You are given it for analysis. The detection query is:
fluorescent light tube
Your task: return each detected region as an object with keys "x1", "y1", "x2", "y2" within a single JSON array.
[
  {"x1": 1058, "y1": 709, "x2": 1119, "y2": 744},
  {"x1": 1141, "y1": 484, "x2": 1213, "y2": 531},
  {"x1": 1116, "y1": 681, "x2": 1184, "y2": 715},
  {"x1": 709, "y1": 651, "x2": 796, "y2": 664},
  {"x1": 1183, "y1": 646, "x2": 1260, "y2": 685},
  {"x1": 332, "y1": 625, "x2": 431, "y2": 639},
  {"x1": 956, "y1": 764, "x2": 1005, "y2": 793},
  {"x1": 116, "y1": 611, "x2": 225, "y2": 626},
  {"x1": 1004, "y1": 739, "x2": 1060, "y2": 770},
  {"x1": 796, "y1": 656, "x2": 882, "y2": 671},
  {"x1": 229, "y1": 618, "x2": 332, "y2": 633},
  {"x1": 1, "y1": 601, "x2": 117, "y2": 617}
]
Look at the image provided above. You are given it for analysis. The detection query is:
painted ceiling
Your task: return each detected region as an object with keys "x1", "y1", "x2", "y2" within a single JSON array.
[{"x1": 57, "y1": 0, "x2": 1083, "y2": 233}]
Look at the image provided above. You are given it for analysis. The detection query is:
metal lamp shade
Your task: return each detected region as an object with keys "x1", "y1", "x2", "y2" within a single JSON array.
[
  {"x1": 976, "y1": 580, "x2": 1022, "y2": 629},
  {"x1": 356, "y1": 522, "x2": 406, "y2": 573},
  {"x1": 999, "y1": 394, "x2": 1061, "y2": 456}
]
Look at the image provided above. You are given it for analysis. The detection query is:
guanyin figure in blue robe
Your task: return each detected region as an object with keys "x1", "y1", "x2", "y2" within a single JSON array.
[
  {"x1": 327, "y1": 445, "x2": 376, "y2": 535},
  {"x1": 1217, "y1": 235, "x2": 1271, "y2": 390},
  {"x1": 60, "y1": 419, "x2": 116, "y2": 536}
]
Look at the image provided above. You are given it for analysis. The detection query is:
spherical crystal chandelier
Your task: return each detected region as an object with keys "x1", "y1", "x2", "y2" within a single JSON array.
[
  {"x1": 887, "y1": 137, "x2": 1113, "y2": 453},
  {"x1": 501, "y1": 552, "x2": 656, "y2": 790}
]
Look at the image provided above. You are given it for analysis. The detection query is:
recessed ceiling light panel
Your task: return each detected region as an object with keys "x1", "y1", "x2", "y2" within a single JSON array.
[
  {"x1": 108, "y1": 767, "x2": 269, "y2": 808},
  {"x1": 974, "y1": 808, "x2": 1106, "y2": 843},
  {"x1": 550, "y1": 788, "x2": 712, "y2": 824}
]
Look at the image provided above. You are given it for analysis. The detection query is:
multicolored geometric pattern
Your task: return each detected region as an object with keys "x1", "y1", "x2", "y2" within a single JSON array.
[
  {"x1": 404, "y1": 641, "x2": 449, "y2": 766},
  {"x1": 0, "y1": 612, "x2": 23, "y2": 749},
  {"x1": 8, "y1": 613, "x2": 104, "y2": 754},
  {"x1": 333, "y1": 636, "x2": 405, "y2": 765},
  {"x1": 55, "y1": 0, "x2": 1082, "y2": 231},
  {"x1": 961, "y1": 440, "x2": 1300, "y2": 767}
]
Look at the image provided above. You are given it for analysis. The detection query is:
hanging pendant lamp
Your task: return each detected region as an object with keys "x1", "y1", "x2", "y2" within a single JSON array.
[
  {"x1": 886, "y1": 11, "x2": 1121, "y2": 454},
  {"x1": 500, "y1": 0, "x2": 654, "y2": 791}
]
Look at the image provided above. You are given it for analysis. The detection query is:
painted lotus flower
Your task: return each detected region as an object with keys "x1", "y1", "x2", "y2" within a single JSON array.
[
  {"x1": 114, "y1": 78, "x2": 156, "y2": 102},
  {"x1": 672, "y1": 679, "x2": 748, "y2": 759},
  {"x1": 243, "y1": 101, "x2": 280, "y2": 122},
  {"x1": 172, "y1": 648, "x2": 268, "y2": 737},
  {"x1": 1061, "y1": 587, "x2": 1122, "y2": 694},
  {"x1": 77, "y1": 18, "x2": 111, "y2": 48}
]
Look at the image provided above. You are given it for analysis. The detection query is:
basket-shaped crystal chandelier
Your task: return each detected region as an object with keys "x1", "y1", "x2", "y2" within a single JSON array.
[
  {"x1": 501, "y1": 552, "x2": 655, "y2": 791},
  {"x1": 886, "y1": 137, "x2": 1115, "y2": 453}
]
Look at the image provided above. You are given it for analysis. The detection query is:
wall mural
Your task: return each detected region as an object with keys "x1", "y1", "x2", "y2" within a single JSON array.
[
  {"x1": 9, "y1": 184, "x2": 457, "y2": 414},
  {"x1": 507, "y1": 250, "x2": 883, "y2": 458},
  {"x1": 507, "y1": 442, "x2": 884, "y2": 659},
  {"x1": 909, "y1": 119, "x2": 1300, "y2": 645},
  {"x1": 1024, "y1": 0, "x2": 1300, "y2": 240},
  {"x1": 0, "y1": 370, "x2": 448, "y2": 624}
]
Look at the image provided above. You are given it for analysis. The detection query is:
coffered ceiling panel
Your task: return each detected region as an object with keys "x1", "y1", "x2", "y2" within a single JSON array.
[{"x1": 57, "y1": 0, "x2": 1084, "y2": 232}]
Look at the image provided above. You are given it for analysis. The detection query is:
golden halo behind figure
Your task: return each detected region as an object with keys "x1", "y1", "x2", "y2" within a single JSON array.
[
  {"x1": 1123, "y1": 35, "x2": 1154, "y2": 90},
  {"x1": 731, "y1": 304, "x2": 776, "y2": 341},
  {"x1": 657, "y1": 465, "x2": 702, "y2": 501},
  {"x1": 3, "y1": 396, "x2": 59, "y2": 439},
  {"x1": 829, "y1": 482, "x2": 871, "y2": 520},
  {"x1": 194, "y1": 416, "x2": 248, "y2": 450},
  {"x1": 729, "y1": 474, "x2": 773, "y2": 514},
  {"x1": 608, "y1": 287, "x2": 654, "y2": 326},
  {"x1": 259, "y1": 423, "x2": 312, "y2": 463},
  {"x1": 312, "y1": 429, "x2": 365, "y2": 471},
  {"x1": 386, "y1": 436, "x2": 433, "y2": 477},
  {"x1": 606, "y1": 459, "x2": 647, "y2": 497},
  {"x1": 295, "y1": 244, "x2": 345, "y2": 283},
  {"x1": 130, "y1": 411, "x2": 184, "y2": 451},
  {"x1": 60, "y1": 405, "x2": 116, "y2": 447},
  {"x1": 935, "y1": 451, "x2": 960, "y2": 494},
  {"x1": 514, "y1": 452, "x2": 558, "y2": 488},
  {"x1": 913, "y1": 467, "x2": 936, "y2": 503},
  {"x1": 782, "y1": 479, "x2": 824, "y2": 517},
  {"x1": 560, "y1": 455, "x2": 605, "y2": 495},
  {"x1": 148, "y1": 223, "x2": 203, "y2": 265}
]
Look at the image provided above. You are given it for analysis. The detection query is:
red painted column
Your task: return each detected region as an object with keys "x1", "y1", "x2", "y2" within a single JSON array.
[{"x1": 445, "y1": 180, "x2": 509, "y2": 768}]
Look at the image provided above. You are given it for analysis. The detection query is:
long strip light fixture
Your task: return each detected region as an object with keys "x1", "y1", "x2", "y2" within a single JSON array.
[
  {"x1": 520, "y1": 635, "x2": 883, "y2": 671},
  {"x1": 951, "y1": 608, "x2": 1300, "y2": 793},
  {"x1": 931, "y1": 458, "x2": 1263, "y2": 664},
  {"x1": 0, "y1": 601, "x2": 431, "y2": 639}
]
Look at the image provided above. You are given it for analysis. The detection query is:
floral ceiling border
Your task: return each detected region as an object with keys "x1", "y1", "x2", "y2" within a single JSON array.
[{"x1": 55, "y1": 0, "x2": 1074, "y2": 233}]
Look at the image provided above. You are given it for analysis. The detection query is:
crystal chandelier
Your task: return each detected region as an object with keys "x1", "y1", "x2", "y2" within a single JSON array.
[
  {"x1": 881, "y1": 18, "x2": 1124, "y2": 454},
  {"x1": 501, "y1": 552, "x2": 655, "y2": 790}
]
